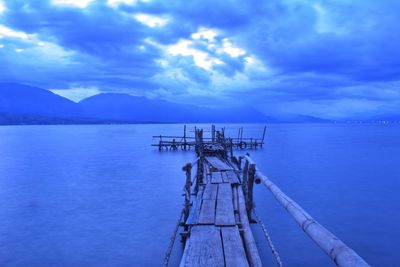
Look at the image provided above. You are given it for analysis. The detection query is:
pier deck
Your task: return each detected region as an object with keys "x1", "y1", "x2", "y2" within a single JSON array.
[
  {"x1": 180, "y1": 156, "x2": 261, "y2": 267},
  {"x1": 161, "y1": 126, "x2": 370, "y2": 267}
]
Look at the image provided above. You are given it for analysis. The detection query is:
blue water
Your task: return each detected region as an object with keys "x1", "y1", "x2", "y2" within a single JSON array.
[{"x1": 0, "y1": 124, "x2": 398, "y2": 266}]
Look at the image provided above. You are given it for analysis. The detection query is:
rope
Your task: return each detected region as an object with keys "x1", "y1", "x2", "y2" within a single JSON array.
[
  {"x1": 253, "y1": 209, "x2": 284, "y2": 267},
  {"x1": 163, "y1": 209, "x2": 184, "y2": 267}
]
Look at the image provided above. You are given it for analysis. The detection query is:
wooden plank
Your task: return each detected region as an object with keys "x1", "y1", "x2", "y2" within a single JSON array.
[
  {"x1": 211, "y1": 172, "x2": 223, "y2": 184},
  {"x1": 221, "y1": 172, "x2": 230, "y2": 183},
  {"x1": 202, "y1": 183, "x2": 218, "y2": 200},
  {"x1": 186, "y1": 186, "x2": 205, "y2": 225},
  {"x1": 226, "y1": 171, "x2": 240, "y2": 184},
  {"x1": 232, "y1": 185, "x2": 240, "y2": 225},
  {"x1": 215, "y1": 198, "x2": 236, "y2": 226},
  {"x1": 221, "y1": 226, "x2": 249, "y2": 267},
  {"x1": 183, "y1": 226, "x2": 224, "y2": 267},
  {"x1": 206, "y1": 156, "x2": 233, "y2": 171},
  {"x1": 198, "y1": 199, "x2": 216, "y2": 224},
  {"x1": 217, "y1": 183, "x2": 233, "y2": 200}
]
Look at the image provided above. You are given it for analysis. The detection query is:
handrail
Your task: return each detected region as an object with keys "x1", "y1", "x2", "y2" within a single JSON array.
[{"x1": 244, "y1": 155, "x2": 370, "y2": 267}]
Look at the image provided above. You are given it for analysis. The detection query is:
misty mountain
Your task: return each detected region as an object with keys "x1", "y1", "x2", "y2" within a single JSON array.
[
  {"x1": 0, "y1": 83, "x2": 329, "y2": 124},
  {"x1": 0, "y1": 83, "x2": 81, "y2": 118},
  {"x1": 79, "y1": 93, "x2": 272, "y2": 123}
]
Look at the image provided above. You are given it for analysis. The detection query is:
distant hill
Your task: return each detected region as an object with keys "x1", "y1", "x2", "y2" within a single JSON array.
[
  {"x1": 79, "y1": 93, "x2": 272, "y2": 123},
  {"x1": 0, "y1": 83, "x2": 81, "y2": 118},
  {"x1": 0, "y1": 83, "x2": 329, "y2": 124}
]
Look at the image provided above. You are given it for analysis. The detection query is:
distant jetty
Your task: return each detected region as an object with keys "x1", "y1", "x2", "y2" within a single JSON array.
[
  {"x1": 152, "y1": 125, "x2": 266, "y2": 151},
  {"x1": 155, "y1": 125, "x2": 370, "y2": 267}
]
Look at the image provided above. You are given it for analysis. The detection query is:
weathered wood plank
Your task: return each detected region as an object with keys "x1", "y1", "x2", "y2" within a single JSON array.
[
  {"x1": 217, "y1": 183, "x2": 233, "y2": 200},
  {"x1": 232, "y1": 185, "x2": 240, "y2": 225},
  {"x1": 221, "y1": 226, "x2": 249, "y2": 267},
  {"x1": 198, "y1": 199, "x2": 216, "y2": 224},
  {"x1": 215, "y1": 198, "x2": 236, "y2": 226},
  {"x1": 183, "y1": 226, "x2": 224, "y2": 267},
  {"x1": 226, "y1": 171, "x2": 240, "y2": 184},
  {"x1": 221, "y1": 172, "x2": 230, "y2": 183},
  {"x1": 206, "y1": 156, "x2": 233, "y2": 171},
  {"x1": 211, "y1": 172, "x2": 223, "y2": 184},
  {"x1": 203, "y1": 183, "x2": 218, "y2": 200},
  {"x1": 186, "y1": 186, "x2": 205, "y2": 225}
]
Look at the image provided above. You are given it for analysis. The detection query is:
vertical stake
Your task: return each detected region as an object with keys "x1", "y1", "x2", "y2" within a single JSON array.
[
  {"x1": 261, "y1": 125, "x2": 267, "y2": 147},
  {"x1": 183, "y1": 125, "x2": 187, "y2": 151},
  {"x1": 247, "y1": 163, "x2": 256, "y2": 218},
  {"x1": 229, "y1": 138, "x2": 233, "y2": 159},
  {"x1": 183, "y1": 163, "x2": 192, "y2": 221}
]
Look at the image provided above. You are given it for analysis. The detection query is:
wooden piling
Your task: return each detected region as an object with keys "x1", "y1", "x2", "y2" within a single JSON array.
[
  {"x1": 246, "y1": 163, "x2": 256, "y2": 217},
  {"x1": 261, "y1": 126, "x2": 266, "y2": 147},
  {"x1": 183, "y1": 163, "x2": 192, "y2": 221},
  {"x1": 184, "y1": 125, "x2": 187, "y2": 150}
]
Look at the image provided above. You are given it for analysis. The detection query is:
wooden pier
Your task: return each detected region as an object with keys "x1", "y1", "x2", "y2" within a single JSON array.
[
  {"x1": 152, "y1": 125, "x2": 266, "y2": 151},
  {"x1": 159, "y1": 126, "x2": 370, "y2": 267},
  {"x1": 180, "y1": 156, "x2": 261, "y2": 266}
]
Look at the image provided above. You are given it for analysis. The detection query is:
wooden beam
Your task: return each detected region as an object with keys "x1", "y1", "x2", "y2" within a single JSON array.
[
  {"x1": 221, "y1": 226, "x2": 249, "y2": 267},
  {"x1": 182, "y1": 226, "x2": 224, "y2": 267},
  {"x1": 203, "y1": 183, "x2": 218, "y2": 200},
  {"x1": 215, "y1": 198, "x2": 235, "y2": 226},
  {"x1": 198, "y1": 199, "x2": 216, "y2": 225}
]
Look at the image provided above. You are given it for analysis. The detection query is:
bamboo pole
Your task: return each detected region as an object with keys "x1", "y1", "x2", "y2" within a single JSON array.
[
  {"x1": 236, "y1": 186, "x2": 263, "y2": 267},
  {"x1": 245, "y1": 156, "x2": 370, "y2": 267}
]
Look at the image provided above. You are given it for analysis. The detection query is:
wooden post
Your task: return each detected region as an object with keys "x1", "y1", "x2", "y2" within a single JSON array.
[
  {"x1": 246, "y1": 163, "x2": 256, "y2": 218},
  {"x1": 172, "y1": 138, "x2": 177, "y2": 150},
  {"x1": 242, "y1": 159, "x2": 249, "y2": 195},
  {"x1": 199, "y1": 129, "x2": 203, "y2": 156},
  {"x1": 183, "y1": 125, "x2": 187, "y2": 151},
  {"x1": 229, "y1": 138, "x2": 233, "y2": 159},
  {"x1": 261, "y1": 125, "x2": 266, "y2": 147},
  {"x1": 212, "y1": 125, "x2": 215, "y2": 144},
  {"x1": 196, "y1": 157, "x2": 204, "y2": 192},
  {"x1": 183, "y1": 163, "x2": 192, "y2": 221}
]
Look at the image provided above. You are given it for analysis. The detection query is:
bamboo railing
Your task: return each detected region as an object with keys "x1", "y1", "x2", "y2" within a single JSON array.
[{"x1": 244, "y1": 155, "x2": 370, "y2": 267}]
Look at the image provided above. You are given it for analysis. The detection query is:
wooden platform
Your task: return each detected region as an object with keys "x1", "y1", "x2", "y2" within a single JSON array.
[{"x1": 181, "y1": 157, "x2": 262, "y2": 267}]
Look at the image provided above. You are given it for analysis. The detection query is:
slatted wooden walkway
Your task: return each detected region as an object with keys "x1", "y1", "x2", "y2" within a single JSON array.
[{"x1": 180, "y1": 157, "x2": 261, "y2": 267}]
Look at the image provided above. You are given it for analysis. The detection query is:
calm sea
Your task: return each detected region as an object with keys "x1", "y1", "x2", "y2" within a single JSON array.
[{"x1": 0, "y1": 124, "x2": 398, "y2": 266}]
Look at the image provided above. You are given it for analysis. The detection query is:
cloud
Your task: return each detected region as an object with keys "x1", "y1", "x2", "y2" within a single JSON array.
[
  {"x1": 51, "y1": 0, "x2": 94, "y2": 8},
  {"x1": 0, "y1": 0, "x2": 400, "y2": 119}
]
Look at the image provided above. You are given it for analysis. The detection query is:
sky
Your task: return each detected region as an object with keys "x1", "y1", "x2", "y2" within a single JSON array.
[{"x1": 0, "y1": 0, "x2": 400, "y2": 119}]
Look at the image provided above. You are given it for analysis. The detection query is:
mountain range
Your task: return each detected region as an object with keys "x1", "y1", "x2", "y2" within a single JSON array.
[{"x1": 0, "y1": 83, "x2": 328, "y2": 124}]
